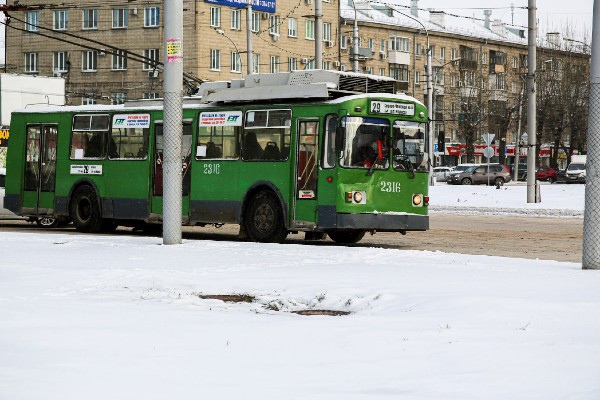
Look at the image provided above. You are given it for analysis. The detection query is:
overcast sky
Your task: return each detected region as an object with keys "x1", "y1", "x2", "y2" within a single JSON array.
[{"x1": 422, "y1": 0, "x2": 593, "y2": 39}]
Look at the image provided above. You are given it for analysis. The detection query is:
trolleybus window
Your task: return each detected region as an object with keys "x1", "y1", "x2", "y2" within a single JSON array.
[
  {"x1": 340, "y1": 116, "x2": 389, "y2": 169},
  {"x1": 196, "y1": 110, "x2": 241, "y2": 160},
  {"x1": 242, "y1": 109, "x2": 291, "y2": 161},
  {"x1": 322, "y1": 114, "x2": 338, "y2": 169},
  {"x1": 109, "y1": 114, "x2": 150, "y2": 159},
  {"x1": 392, "y1": 120, "x2": 426, "y2": 170},
  {"x1": 70, "y1": 114, "x2": 111, "y2": 159}
]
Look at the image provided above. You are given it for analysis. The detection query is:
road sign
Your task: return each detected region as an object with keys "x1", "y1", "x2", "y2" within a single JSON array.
[
  {"x1": 483, "y1": 146, "x2": 494, "y2": 159},
  {"x1": 482, "y1": 133, "x2": 495, "y2": 145}
]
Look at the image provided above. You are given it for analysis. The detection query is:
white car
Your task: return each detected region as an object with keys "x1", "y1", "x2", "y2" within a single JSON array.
[{"x1": 432, "y1": 166, "x2": 452, "y2": 182}]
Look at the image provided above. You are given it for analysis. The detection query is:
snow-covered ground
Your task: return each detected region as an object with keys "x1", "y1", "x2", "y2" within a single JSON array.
[{"x1": 1, "y1": 183, "x2": 597, "y2": 400}]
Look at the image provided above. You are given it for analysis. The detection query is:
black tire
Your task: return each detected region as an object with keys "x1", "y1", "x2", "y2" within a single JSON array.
[
  {"x1": 461, "y1": 178, "x2": 472, "y2": 185},
  {"x1": 494, "y1": 177, "x2": 504, "y2": 186},
  {"x1": 328, "y1": 230, "x2": 366, "y2": 244},
  {"x1": 245, "y1": 191, "x2": 288, "y2": 243},
  {"x1": 70, "y1": 185, "x2": 103, "y2": 233}
]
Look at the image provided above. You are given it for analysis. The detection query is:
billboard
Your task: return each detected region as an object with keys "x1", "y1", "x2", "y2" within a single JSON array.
[{"x1": 204, "y1": 0, "x2": 276, "y2": 13}]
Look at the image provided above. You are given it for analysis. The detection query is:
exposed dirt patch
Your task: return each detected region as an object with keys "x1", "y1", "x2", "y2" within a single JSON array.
[
  {"x1": 198, "y1": 294, "x2": 255, "y2": 303},
  {"x1": 293, "y1": 310, "x2": 351, "y2": 316}
]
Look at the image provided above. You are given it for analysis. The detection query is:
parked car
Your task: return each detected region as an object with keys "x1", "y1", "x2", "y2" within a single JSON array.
[
  {"x1": 566, "y1": 162, "x2": 586, "y2": 183},
  {"x1": 557, "y1": 169, "x2": 567, "y2": 183},
  {"x1": 510, "y1": 163, "x2": 528, "y2": 181},
  {"x1": 433, "y1": 166, "x2": 452, "y2": 182},
  {"x1": 523, "y1": 166, "x2": 558, "y2": 183},
  {"x1": 448, "y1": 164, "x2": 512, "y2": 186},
  {"x1": 446, "y1": 163, "x2": 479, "y2": 184}
]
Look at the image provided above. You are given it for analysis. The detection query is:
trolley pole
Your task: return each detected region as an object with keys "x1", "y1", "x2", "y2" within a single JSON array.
[
  {"x1": 526, "y1": 0, "x2": 539, "y2": 203},
  {"x1": 162, "y1": 0, "x2": 184, "y2": 245},
  {"x1": 315, "y1": 0, "x2": 323, "y2": 69},
  {"x1": 583, "y1": 0, "x2": 600, "y2": 269}
]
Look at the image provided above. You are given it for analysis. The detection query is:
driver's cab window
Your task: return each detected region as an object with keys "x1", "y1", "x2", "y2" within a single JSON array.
[
  {"x1": 392, "y1": 120, "x2": 426, "y2": 170},
  {"x1": 340, "y1": 116, "x2": 389, "y2": 169}
]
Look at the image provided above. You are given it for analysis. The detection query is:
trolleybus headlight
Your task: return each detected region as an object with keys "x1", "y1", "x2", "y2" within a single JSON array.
[
  {"x1": 347, "y1": 191, "x2": 367, "y2": 204},
  {"x1": 353, "y1": 191, "x2": 364, "y2": 203},
  {"x1": 412, "y1": 194, "x2": 423, "y2": 207}
]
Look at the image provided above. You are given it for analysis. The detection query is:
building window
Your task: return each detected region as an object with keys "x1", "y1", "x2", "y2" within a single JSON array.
[
  {"x1": 82, "y1": 9, "x2": 98, "y2": 29},
  {"x1": 433, "y1": 67, "x2": 444, "y2": 85},
  {"x1": 323, "y1": 61, "x2": 331, "y2": 70},
  {"x1": 451, "y1": 48, "x2": 457, "y2": 60},
  {"x1": 368, "y1": 38, "x2": 375, "y2": 51},
  {"x1": 390, "y1": 64, "x2": 409, "y2": 81},
  {"x1": 512, "y1": 56, "x2": 518, "y2": 68},
  {"x1": 512, "y1": 82, "x2": 517, "y2": 93},
  {"x1": 252, "y1": 53, "x2": 260, "y2": 74},
  {"x1": 112, "y1": 50, "x2": 127, "y2": 70},
  {"x1": 306, "y1": 59, "x2": 315, "y2": 70},
  {"x1": 379, "y1": 39, "x2": 386, "y2": 53},
  {"x1": 112, "y1": 8, "x2": 128, "y2": 28},
  {"x1": 288, "y1": 57, "x2": 297, "y2": 71},
  {"x1": 231, "y1": 9, "x2": 241, "y2": 30},
  {"x1": 414, "y1": 70, "x2": 420, "y2": 85},
  {"x1": 144, "y1": 92, "x2": 160, "y2": 99},
  {"x1": 82, "y1": 51, "x2": 98, "y2": 72},
  {"x1": 305, "y1": 20, "x2": 315, "y2": 40},
  {"x1": 341, "y1": 36, "x2": 348, "y2": 50},
  {"x1": 269, "y1": 15, "x2": 280, "y2": 35},
  {"x1": 288, "y1": 18, "x2": 297, "y2": 37},
  {"x1": 112, "y1": 93, "x2": 127, "y2": 105},
  {"x1": 390, "y1": 36, "x2": 410, "y2": 52},
  {"x1": 323, "y1": 22, "x2": 332, "y2": 42},
  {"x1": 25, "y1": 11, "x2": 39, "y2": 31},
  {"x1": 24, "y1": 53, "x2": 38, "y2": 73},
  {"x1": 379, "y1": 67, "x2": 385, "y2": 76},
  {"x1": 145, "y1": 7, "x2": 160, "y2": 27},
  {"x1": 482, "y1": 52, "x2": 487, "y2": 64},
  {"x1": 270, "y1": 55, "x2": 280, "y2": 73},
  {"x1": 251, "y1": 12, "x2": 260, "y2": 32},
  {"x1": 54, "y1": 10, "x2": 68, "y2": 30},
  {"x1": 82, "y1": 97, "x2": 97, "y2": 105},
  {"x1": 210, "y1": 49, "x2": 221, "y2": 71},
  {"x1": 231, "y1": 52, "x2": 242, "y2": 73},
  {"x1": 143, "y1": 49, "x2": 159, "y2": 70},
  {"x1": 440, "y1": 47, "x2": 445, "y2": 60},
  {"x1": 210, "y1": 7, "x2": 221, "y2": 28},
  {"x1": 53, "y1": 51, "x2": 68, "y2": 73}
]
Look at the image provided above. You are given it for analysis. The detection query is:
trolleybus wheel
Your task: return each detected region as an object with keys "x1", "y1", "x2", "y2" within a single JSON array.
[
  {"x1": 245, "y1": 191, "x2": 288, "y2": 243},
  {"x1": 327, "y1": 230, "x2": 366, "y2": 244},
  {"x1": 70, "y1": 185, "x2": 103, "y2": 233},
  {"x1": 36, "y1": 216, "x2": 59, "y2": 228}
]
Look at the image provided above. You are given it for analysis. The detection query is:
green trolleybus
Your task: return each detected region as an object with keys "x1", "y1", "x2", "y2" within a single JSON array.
[{"x1": 4, "y1": 70, "x2": 430, "y2": 243}]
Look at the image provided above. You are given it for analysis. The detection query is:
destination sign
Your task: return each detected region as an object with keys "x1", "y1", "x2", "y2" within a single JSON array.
[{"x1": 370, "y1": 101, "x2": 415, "y2": 116}]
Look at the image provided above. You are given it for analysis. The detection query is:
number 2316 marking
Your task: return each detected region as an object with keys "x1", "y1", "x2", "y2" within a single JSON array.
[{"x1": 380, "y1": 181, "x2": 401, "y2": 193}]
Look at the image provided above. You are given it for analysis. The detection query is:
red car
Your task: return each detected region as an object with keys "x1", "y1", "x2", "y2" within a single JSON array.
[{"x1": 533, "y1": 166, "x2": 558, "y2": 182}]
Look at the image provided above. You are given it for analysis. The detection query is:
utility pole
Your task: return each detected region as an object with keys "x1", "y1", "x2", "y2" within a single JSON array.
[
  {"x1": 162, "y1": 0, "x2": 183, "y2": 244},
  {"x1": 526, "y1": 0, "x2": 539, "y2": 202},
  {"x1": 352, "y1": 0, "x2": 359, "y2": 72},
  {"x1": 583, "y1": 0, "x2": 600, "y2": 269},
  {"x1": 246, "y1": 4, "x2": 253, "y2": 75},
  {"x1": 513, "y1": 86, "x2": 524, "y2": 181},
  {"x1": 315, "y1": 0, "x2": 323, "y2": 68}
]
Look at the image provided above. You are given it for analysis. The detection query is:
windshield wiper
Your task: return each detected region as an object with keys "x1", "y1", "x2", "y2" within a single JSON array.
[{"x1": 366, "y1": 154, "x2": 387, "y2": 176}]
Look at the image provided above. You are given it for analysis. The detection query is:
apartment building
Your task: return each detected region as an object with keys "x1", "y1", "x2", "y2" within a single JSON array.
[
  {"x1": 5, "y1": 0, "x2": 589, "y2": 165},
  {"x1": 5, "y1": 0, "x2": 338, "y2": 104}
]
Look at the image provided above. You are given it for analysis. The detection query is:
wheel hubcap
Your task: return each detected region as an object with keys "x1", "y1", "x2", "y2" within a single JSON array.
[{"x1": 254, "y1": 204, "x2": 274, "y2": 233}]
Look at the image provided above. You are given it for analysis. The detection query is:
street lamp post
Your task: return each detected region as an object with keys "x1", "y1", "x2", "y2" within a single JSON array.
[{"x1": 351, "y1": 0, "x2": 359, "y2": 72}]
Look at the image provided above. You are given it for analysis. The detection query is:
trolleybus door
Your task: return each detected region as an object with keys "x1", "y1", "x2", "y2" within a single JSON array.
[
  {"x1": 23, "y1": 124, "x2": 57, "y2": 216},
  {"x1": 151, "y1": 121, "x2": 193, "y2": 220},
  {"x1": 293, "y1": 119, "x2": 319, "y2": 226}
]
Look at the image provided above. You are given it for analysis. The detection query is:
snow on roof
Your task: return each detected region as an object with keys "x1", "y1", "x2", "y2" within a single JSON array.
[{"x1": 342, "y1": 0, "x2": 528, "y2": 47}]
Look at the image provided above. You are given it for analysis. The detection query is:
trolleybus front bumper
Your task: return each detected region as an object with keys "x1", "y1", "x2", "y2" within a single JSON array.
[{"x1": 318, "y1": 206, "x2": 428, "y2": 232}]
